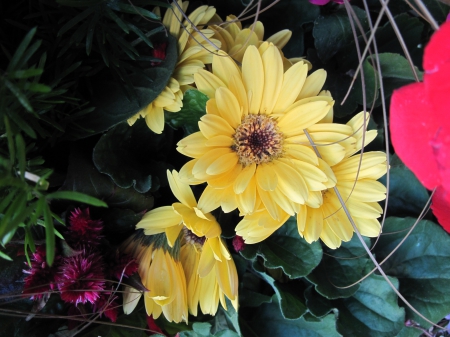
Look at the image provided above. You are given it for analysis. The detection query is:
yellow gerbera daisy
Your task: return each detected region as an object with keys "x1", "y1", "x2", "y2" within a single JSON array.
[
  {"x1": 135, "y1": 170, "x2": 238, "y2": 316},
  {"x1": 121, "y1": 232, "x2": 188, "y2": 323},
  {"x1": 235, "y1": 112, "x2": 387, "y2": 249},
  {"x1": 127, "y1": 0, "x2": 220, "y2": 134},
  {"x1": 177, "y1": 43, "x2": 337, "y2": 218},
  {"x1": 209, "y1": 15, "x2": 305, "y2": 70}
]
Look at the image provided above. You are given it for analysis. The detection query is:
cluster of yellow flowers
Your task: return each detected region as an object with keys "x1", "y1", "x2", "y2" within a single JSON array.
[{"x1": 123, "y1": 0, "x2": 387, "y2": 324}]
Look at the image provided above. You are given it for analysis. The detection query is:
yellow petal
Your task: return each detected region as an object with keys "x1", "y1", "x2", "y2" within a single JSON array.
[
  {"x1": 236, "y1": 175, "x2": 257, "y2": 214},
  {"x1": 167, "y1": 170, "x2": 197, "y2": 208},
  {"x1": 255, "y1": 163, "x2": 278, "y2": 191},
  {"x1": 303, "y1": 207, "x2": 323, "y2": 243},
  {"x1": 199, "y1": 114, "x2": 235, "y2": 139},
  {"x1": 207, "y1": 152, "x2": 239, "y2": 175},
  {"x1": 193, "y1": 148, "x2": 233, "y2": 179},
  {"x1": 197, "y1": 185, "x2": 222, "y2": 213},
  {"x1": 145, "y1": 105, "x2": 165, "y2": 134},
  {"x1": 195, "y1": 69, "x2": 226, "y2": 98},
  {"x1": 272, "y1": 160, "x2": 308, "y2": 204},
  {"x1": 177, "y1": 132, "x2": 209, "y2": 158},
  {"x1": 198, "y1": 239, "x2": 216, "y2": 277},
  {"x1": 234, "y1": 163, "x2": 256, "y2": 194},
  {"x1": 212, "y1": 52, "x2": 241, "y2": 86},
  {"x1": 297, "y1": 69, "x2": 327, "y2": 100},
  {"x1": 273, "y1": 61, "x2": 308, "y2": 113},
  {"x1": 242, "y1": 46, "x2": 264, "y2": 114},
  {"x1": 215, "y1": 87, "x2": 242, "y2": 128},
  {"x1": 267, "y1": 29, "x2": 292, "y2": 49},
  {"x1": 277, "y1": 101, "x2": 332, "y2": 137},
  {"x1": 249, "y1": 21, "x2": 264, "y2": 40},
  {"x1": 320, "y1": 220, "x2": 342, "y2": 249},
  {"x1": 260, "y1": 45, "x2": 283, "y2": 114},
  {"x1": 136, "y1": 206, "x2": 182, "y2": 233}
]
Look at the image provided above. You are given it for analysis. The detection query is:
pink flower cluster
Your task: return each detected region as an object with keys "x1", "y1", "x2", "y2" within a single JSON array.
[{"x1": 22, "y1": 208, "x2": 138, "y2": 324}]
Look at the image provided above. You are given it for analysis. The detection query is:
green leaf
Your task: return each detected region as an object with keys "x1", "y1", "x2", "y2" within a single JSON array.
[
  {"x1": 57, "y1": 5, "x2": 98, "y2": 36},
  {"x1": 60, "y1": 142, "x2": 154, "y2": 212},
  {"x1": 313, "y1": 7, "x2": 369, "y2": 63},
  {"x1": 92, "y1": 120, "x2": 173, "y2": 193},
  {"x1": 127, "y1": 23, "x2": 153, "y2": 48},
  {"x1": 106, "y1": 7, "x2": 130, "y2": 34},
  {"x1": 10, "y1": 68, "x2": 43, "y2": 79},
  {"x1": 115, "y1": 3, "x2": 160, "y2": 20},
  {"x1": 69, "y1": 34, "x2": 178, "y2": 139},
  {"x1": 8, "y1": 111, "x2": 37, "y2": 138},
  {"x1": 374, "y1": 217, "x2": 450, "y2": 327},
  {"x1": 307, "y1": 236, "x2": 371, "y2": 299},
  {"x1": 43, "y1": 202, "x2": 55, "y2": 266},
  {"x1": 253, "y1": 261, "x2": 308, "y2": 319},
  {"x1": 165, "y1": 90, "x2": 208, "y2": 135},
  {"x1": 304, "y1": 287, "x2": 334, "y2": 318},
  {"x1": 243, "y1": 297, "x2": 341, "y2": 337},
  {"x1": 372, "y1": 53, "x2": 423, "y2": 81},
  {"x1": 336, "y1": 274, "x2": 405, "y2": 337},
  {"x1": 214, "y1": 297, "x2": 241, "y2": 336},
  {"x1": 240, "y1": 217, "x2": 322, "y2": 279},
  {"x1": 7, "y1": 27, "x2": 37, "y2": 72},
  {"x1": 46, "y1": 191, "x2": 107, "y2": 207},
  {"x1": 353, "y1": 57, "x2": 379, "y2": 108},
  {"x1": 375, "y1": 14, "x2": 424, "y2": 65},
  {"x1": 4, "y1": 79, "x2": 33, "y2": 113},
  {"x1": 0, "y1": 250, "x2": 13, "y2": 261},
  {"x1": 27, "y1": 83, "x2": 51, "y2": 93},
  {"x1": 15, "y1": 133, "x2": 26, "y2": 180},
  {"x1": 379, "y1": 155, "x2": 430, "y2": 216}
]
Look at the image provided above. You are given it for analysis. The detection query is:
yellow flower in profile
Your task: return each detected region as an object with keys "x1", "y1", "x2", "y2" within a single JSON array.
[
  {"x1": 135, "y1": 170, "x2": 238, "y2": 316},
  {"x1": 127, "y1": 0, "x2": 220, "y2": 134},
  {"x1": 235, "y1": 112, "x2": 387, "y2": 249},
  {"x1": 121, "y1": 232, "x2": 188, "y2": 323},
  {"x1": 209, "y1": 15, "x2": 305, "y2": 70},
  {"x1": 177, "y1": 43, "x2": 337, "y2": 218}
]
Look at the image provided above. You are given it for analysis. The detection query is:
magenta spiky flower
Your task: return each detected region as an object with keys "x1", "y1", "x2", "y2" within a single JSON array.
[
  {"x1": 57, "y1": 249, "x2": 105, "y2": 305},
  {"x1": 22, "y1": 246, "x2": 61, "y2": 300},
  {"x1": 67, "y1": 208, "x2": 103, "y2": 246}
]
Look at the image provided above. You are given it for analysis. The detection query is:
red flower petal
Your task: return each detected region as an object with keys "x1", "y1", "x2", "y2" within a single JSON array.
[
  {"x1": 431, "y1": 186, "x2": 450, "y2": 233},
  {"x1": 390, "y1": 82, "x2": 441, "y2": 189},
  {"x1": 423, "y1": 21, "x2": 450, "y2": 73}
]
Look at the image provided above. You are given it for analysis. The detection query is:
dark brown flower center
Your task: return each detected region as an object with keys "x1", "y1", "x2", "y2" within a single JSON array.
[
  {"x1": 183, "y1": 227, "x2": 205, "y2": 247},
  {"x1": 231, "y1": 114, "x2": 283, "y2": 166}
]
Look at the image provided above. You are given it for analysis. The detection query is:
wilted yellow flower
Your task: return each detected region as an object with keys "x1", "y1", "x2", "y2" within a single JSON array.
[
  {"x1": 180, "y1": 229, "x2": 238, "y2": 316},
  {"x1": 121, "y1": 232, "x2": 188, "y2": 323},
  {"x1": 177, "y1": 43, "x2": 337, "y2": 218},
  {"x1": 135, "y1": 170, "x2": 238, "y2": 316},
  {"x1": 128, "y1": 0, "x2": 220, "y2": 133}
]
